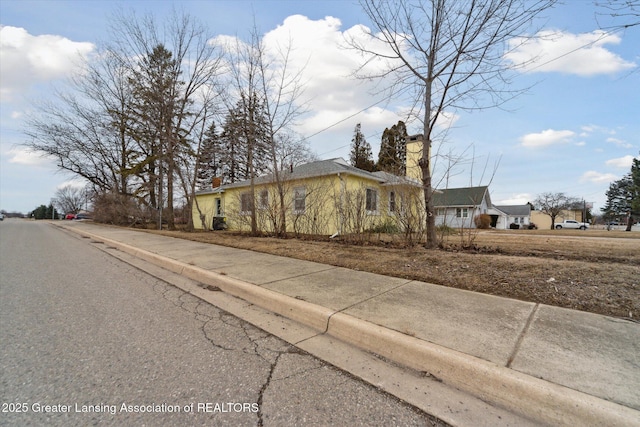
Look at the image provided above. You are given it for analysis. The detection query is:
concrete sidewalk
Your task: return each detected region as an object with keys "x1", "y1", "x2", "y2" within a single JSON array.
[{"x1": 55, "y1": 222, "x2": 639, "y2": 426}]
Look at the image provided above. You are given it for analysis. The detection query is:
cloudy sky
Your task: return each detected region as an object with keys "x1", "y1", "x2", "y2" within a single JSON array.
[{"x1": 1, "y1": 0, "x2": 638, "y2": 214}]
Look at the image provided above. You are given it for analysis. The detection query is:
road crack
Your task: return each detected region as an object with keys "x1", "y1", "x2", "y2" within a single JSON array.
[{"x1": 148, "y1": 278, "x2": 326, "y2": 426}]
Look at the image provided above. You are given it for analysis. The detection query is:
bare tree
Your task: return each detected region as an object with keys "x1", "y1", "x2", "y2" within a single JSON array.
[
  {"x1": 535, "y1": 192, "x2": 580, "y2": 229},
  {"x1": 24, "y1": 10, "x2": 222, "y2": 228},
  {"x1": 596, "y1": 0, "x2": 640, "y2": 29},
  {"x1": 254, "y1": 27, "x2": 309, "y2": 237},
  {"x1": 289, "y1": 179, "x2": 333, "y2": 237},
  {"x1": 24, "y1": 50, "x2": 136, "y2": 198},
  {"x1": 54, "y1": 185, "x2": 88, "y2": 215},
  {"x1": 389, "y1": 185, "x2": 427, "y2": 246},
  {"x1": 109, "y1": 9, "x2": 222, "y2": 230},
  {"x1": 348, "y1": 0, "x2": 556, "y2": 248},
  {"x1": 223, "y1": 31, "x2": 267, "y2": 236},
  {"x1": 334, "y1": 183, "x2": 380, "y2": 243},
  {"x1": 222, "y1": 23, "x2": 309, "y2": 237}
]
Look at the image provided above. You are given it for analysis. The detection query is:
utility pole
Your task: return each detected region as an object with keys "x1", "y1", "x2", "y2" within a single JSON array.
[{"x1": 50, "y1": 198, "x2": 57, "y2": 220}]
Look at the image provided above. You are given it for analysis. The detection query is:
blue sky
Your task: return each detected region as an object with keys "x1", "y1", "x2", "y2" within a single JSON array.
[{"x1": 1, "y1": 0, "x2": 638, "y2": 214}]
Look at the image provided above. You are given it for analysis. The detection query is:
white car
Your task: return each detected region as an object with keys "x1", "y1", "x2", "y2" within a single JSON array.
[{"x1": 555, "y1": 220, "x2": 589, "y2": 230}]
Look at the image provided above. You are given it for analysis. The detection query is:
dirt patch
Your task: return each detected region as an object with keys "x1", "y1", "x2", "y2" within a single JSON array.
[{"x1": 143, "y1": 228, "x2": 640, "y2": 320}]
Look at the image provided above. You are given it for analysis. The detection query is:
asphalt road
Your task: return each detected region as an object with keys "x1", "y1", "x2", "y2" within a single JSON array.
[{"x1": 0, "y1": 220, "x2": 444, "y2": 426}]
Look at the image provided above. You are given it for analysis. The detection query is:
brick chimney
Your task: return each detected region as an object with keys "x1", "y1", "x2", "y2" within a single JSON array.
[{"x1": 212, "y1": 176, "x2": 221, "y2": 189}]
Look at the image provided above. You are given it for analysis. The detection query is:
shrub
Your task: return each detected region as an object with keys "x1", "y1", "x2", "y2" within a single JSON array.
[
  {"x1": 474, "y1": 214, "x2": 492, "y2": 229},
  {"x1": 367, "y1": 219, "x2": 400, "y2": 234},
  {"x1": 93, "y1": 192, "x2": 148, "y2": 225}
]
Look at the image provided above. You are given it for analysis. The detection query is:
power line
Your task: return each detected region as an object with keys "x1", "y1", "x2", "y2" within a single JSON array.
[
  {"x1": 301, "y1": 96, "x2": 389, "y2": 148},
  {"x1": 523, "y1": 26, "x2": 631, "y2": 73}
]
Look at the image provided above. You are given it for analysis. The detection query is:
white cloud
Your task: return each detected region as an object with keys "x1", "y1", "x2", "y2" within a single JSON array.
[
  {"x1": 606, "y1": 137, "x2": 633, "y2": 148},
  {"x1": 520, "y1": 129, "x2": 575, "y2": 148},
  {"x1": 56, "y1": 179, "x2": 86, "y2": 190},
  {"x1": 606, "y1": 155, "x2": 637, "y2": 169},
  {"x1": 497, "y1": 193, "x2": 533, "y2": 205},
  {"x1": 580, "y1": 170, "x2": 618, "y2": 183},
  {"x1": 505, "y1": 30, "x2": 636, "y2": 76},
  {"x1": 7, "y1": 147, "x2": 54, "y2": 167},
  {"x1": 0, "y1": 26, "x2": 94, "y2": 102},
  {"x1": 213, "y1": 15, "x2": 420, "y2": 157}
]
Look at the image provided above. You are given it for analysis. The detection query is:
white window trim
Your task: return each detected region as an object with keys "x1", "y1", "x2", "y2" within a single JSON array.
[{"x1": 456, "y1": 207, "x2": 469, "y2": 218}]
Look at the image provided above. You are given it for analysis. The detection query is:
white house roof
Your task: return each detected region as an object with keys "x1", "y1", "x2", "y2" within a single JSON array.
[
  {"x1": 433, "y1": 186, "x2": 491, "y2": 208},
  {"x1": 494, "y1": 204, "x2": 531, "y2": 216}
]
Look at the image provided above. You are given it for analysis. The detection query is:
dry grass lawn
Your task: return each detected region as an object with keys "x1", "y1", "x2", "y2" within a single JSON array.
[{"x1": 145, "y1": 227, "x2": 640, "y2": 320}]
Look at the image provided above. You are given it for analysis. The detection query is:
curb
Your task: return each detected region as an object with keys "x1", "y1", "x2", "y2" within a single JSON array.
[
  {"x1": 327, "y1": 313, "x2": 638, "y2": 427},
  {"x1": 62, "y1": 225, "x2": 640, "y2": 427}
]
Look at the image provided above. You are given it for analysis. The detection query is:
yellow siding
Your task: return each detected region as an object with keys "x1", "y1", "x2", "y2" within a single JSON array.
[
  {"x1": 191, "y1": 193, "x2": 222, "y2": 230},
  {"x1": 531, "y1": 209, "x2": 587, "y2": 230},
  {"x1": 193, "y1": 173, "x2": 423, "y2": 236},
  {"x1": 406, "y1": 139, "x2": 423, "y2": 182}
]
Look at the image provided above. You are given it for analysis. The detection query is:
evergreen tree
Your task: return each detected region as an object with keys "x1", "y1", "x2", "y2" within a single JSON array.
[
  {"x1": 602, "y1": 153, "x2": 640, "y2": 230},
  {"x1": 31, "y1": 204, "x2": 59, "y2": 220},
  {"x1": 349, "y1": 123, "x2": 375, "y2": 171},
  {"x1": 127, "y1": 44, "x2": 185, "y2": 229},
  {"x1": 219, "y1": 95, "x2": 270, "y2": 183},
  {"x1": 196, "y1": 123, "x2": 222, "y2": 190},
  {"x1": 377, "y1": 121, "x2": 408, "y2": 175},
  {"x1": 632, "y1": 156, "x2": 640, "y2": 220}
]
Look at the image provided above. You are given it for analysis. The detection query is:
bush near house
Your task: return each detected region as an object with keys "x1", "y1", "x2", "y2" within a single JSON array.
[{"x1": 474, "y1": 214, "x2": 491, "y2": 229}]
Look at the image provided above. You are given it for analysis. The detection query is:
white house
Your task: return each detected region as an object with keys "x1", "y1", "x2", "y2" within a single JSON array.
[
  {"x1": 433, "y1": 186, "x2": 492, "y2": 228},
  {"x1": 491, "y1": 204, "x2": 532, "y2": 229}
]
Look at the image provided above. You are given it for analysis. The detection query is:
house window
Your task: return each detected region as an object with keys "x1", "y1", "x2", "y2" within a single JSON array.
[
  {"x1": 240, "y1": 192, "x2": 253, "y2": 214},
  {"x1": 294, "y1": 187, "x2": 306, "y2": 213},
  {"x1": 389, "y1": 191, "x2": 396, "y2": 213},
  {"x1": 436, "y1": 208, "x2": 445, "y2": 216},
  {"x1": 215, "y1": 198, "x2": 222, "y2": 216},
  {"x1": 456, "y1": 208, "x2": 469, "y2": 218},
  {"x1": 366, "y1": 188, "x2": 378, "y2": 213},
  {"x1": 259, "y1": 189, "x2": 269, "y2": 210}
]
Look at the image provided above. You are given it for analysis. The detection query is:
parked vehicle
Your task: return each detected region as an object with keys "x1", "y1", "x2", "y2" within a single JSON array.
[
  {"x1": 65, "y1": 213, "x2": 76, "y2": 220},
  {"x1": 555, "y1": 220, "x2": 589, "y2": 230}
]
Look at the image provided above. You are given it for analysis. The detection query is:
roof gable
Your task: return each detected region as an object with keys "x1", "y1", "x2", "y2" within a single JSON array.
[
  {"x1": 494, "y1": 204, "x2": 531, "y2": 216},
  {"x1": 433, "y1": 186, "x2": 490, "y2": 207}
]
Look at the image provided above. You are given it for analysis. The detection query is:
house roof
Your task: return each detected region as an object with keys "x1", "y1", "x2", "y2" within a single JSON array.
[
  {"x1": 432, "y1": 186, "x2": 490, "y2": 207},
  {"x1": 195, "y1": 158, "x2": 418, "y2": 195},
  {"x1": 371, "y1": 170, "x2": 422, "y2": 186},
  {"x1": 494, "y1": 204, "x2": 531, "y2": 216}
]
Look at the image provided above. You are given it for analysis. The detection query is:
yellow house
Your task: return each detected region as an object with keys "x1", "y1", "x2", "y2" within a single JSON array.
[
  {"x1": 531, "y1": 209, "x2": 588, "y2": 230},
  {"x1": 192, "y1": 157, "x2": 424, "y2": 236}
]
